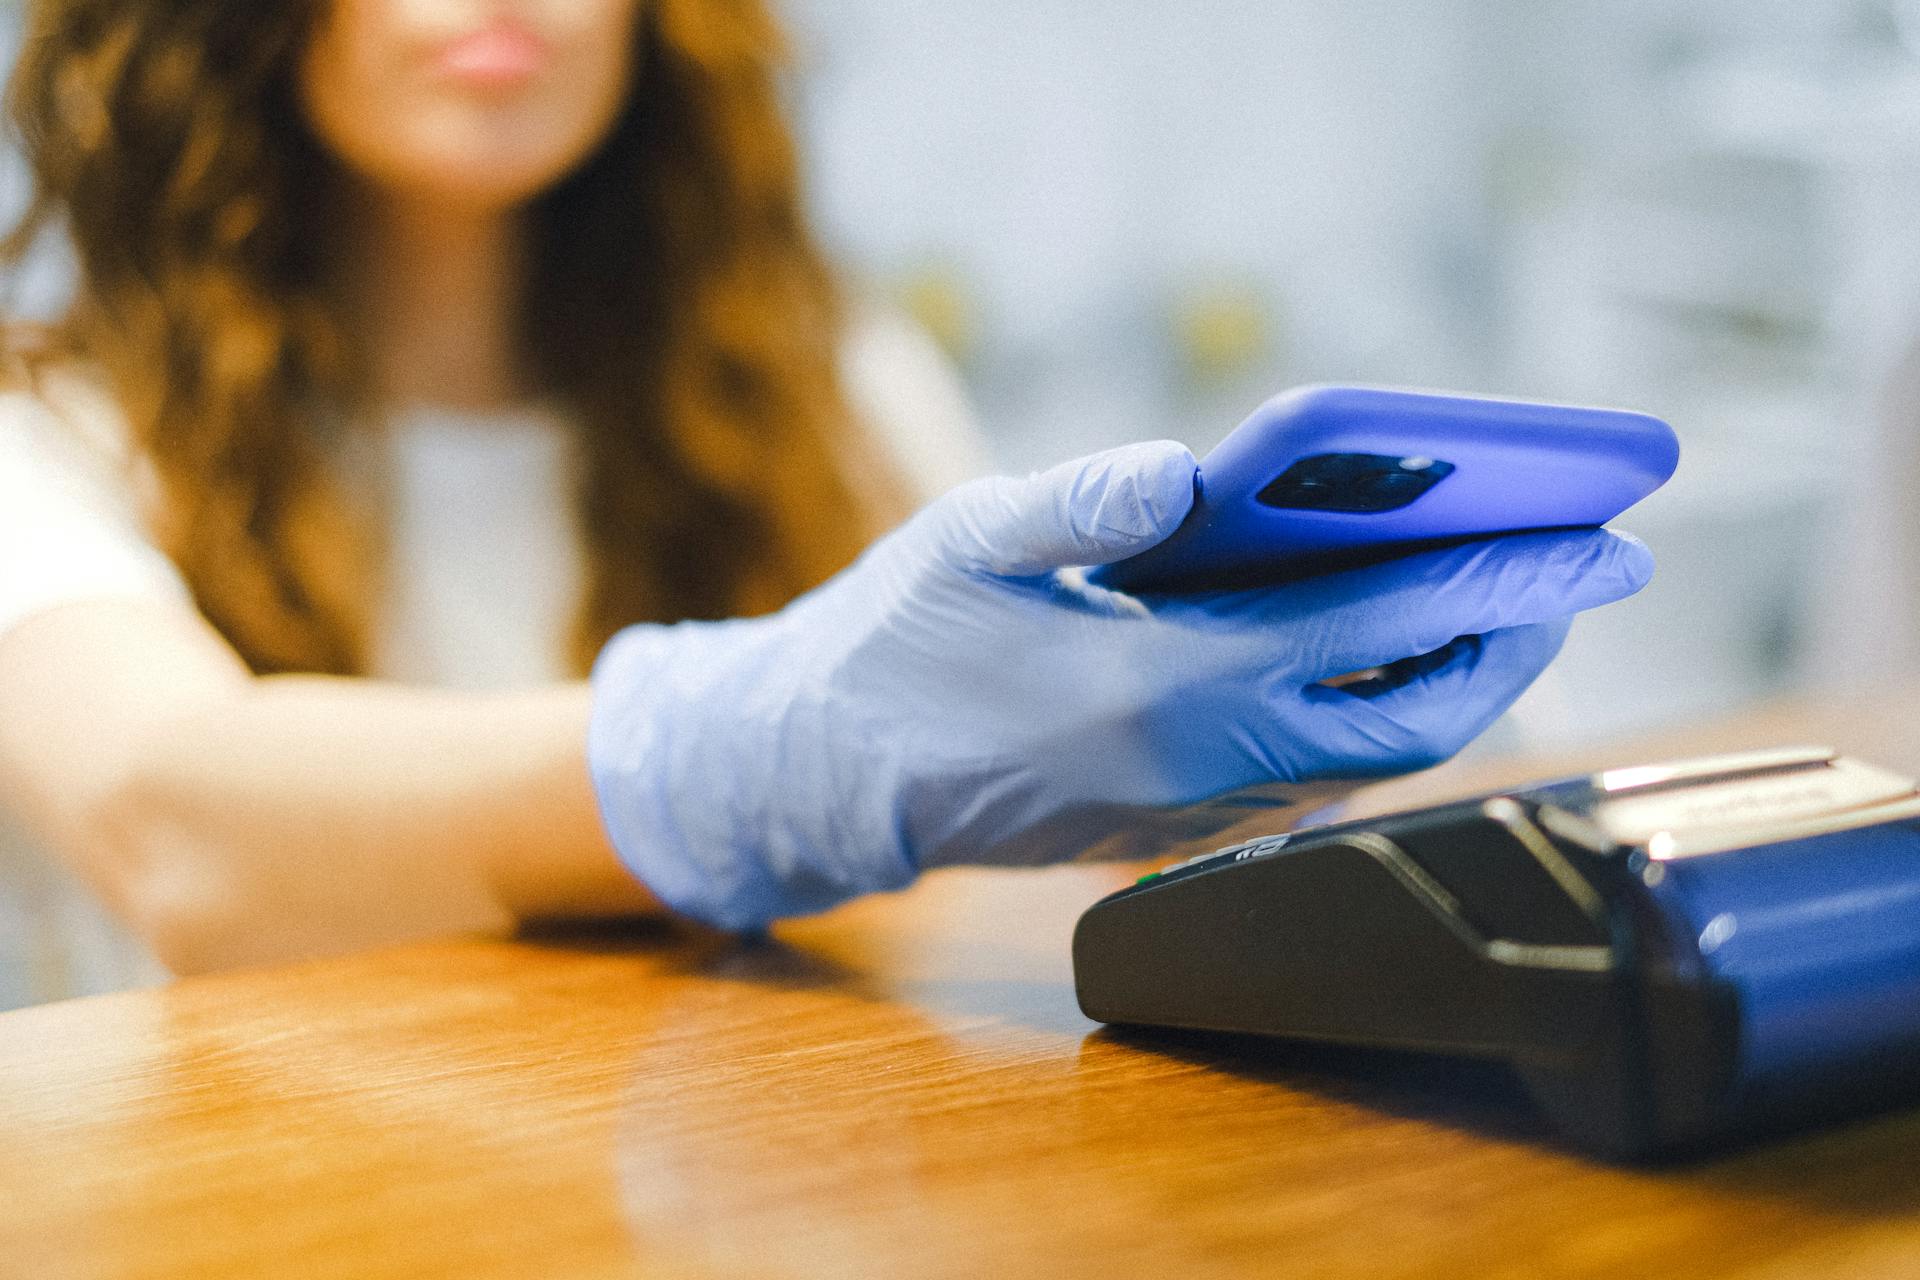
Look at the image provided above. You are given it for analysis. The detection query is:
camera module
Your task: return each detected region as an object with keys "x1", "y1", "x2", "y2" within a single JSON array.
[{"x1": 1256, "y1": 452, "x2": 1455, "y2": 513}]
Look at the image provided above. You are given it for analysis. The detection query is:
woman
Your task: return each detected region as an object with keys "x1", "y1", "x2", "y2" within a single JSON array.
[{"x1": 0, "y1": 0, "x2": 1651, "y2": 996}]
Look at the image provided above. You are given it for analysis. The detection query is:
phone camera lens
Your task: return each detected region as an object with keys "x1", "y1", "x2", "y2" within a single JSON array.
[
  {"x1": 1372, "y1": 471, "x2": 1428, "y2": 495},
  {"x1": 1257, "y1": 453, "x2": 1454, "y2": 513}
]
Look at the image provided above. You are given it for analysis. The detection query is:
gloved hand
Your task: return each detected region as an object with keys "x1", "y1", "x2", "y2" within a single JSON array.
[{"x1": 589, "y1": 440, "x2": 1653, "y2": 931}]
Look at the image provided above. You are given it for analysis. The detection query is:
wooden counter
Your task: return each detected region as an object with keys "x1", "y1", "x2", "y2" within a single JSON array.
[{"x1": 1, "y1": 863, "x2": 1917, "y2": 1280}]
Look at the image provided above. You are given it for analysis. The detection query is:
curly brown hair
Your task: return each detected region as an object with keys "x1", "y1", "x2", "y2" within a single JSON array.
[{"x1": 2, "y1": 0, "x2": 898, "y2": 675}]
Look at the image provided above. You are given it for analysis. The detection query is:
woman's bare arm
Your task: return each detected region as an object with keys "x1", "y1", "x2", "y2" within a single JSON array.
[{"x1": 0, "y1": 598, "x2": 659, "y2": 975}]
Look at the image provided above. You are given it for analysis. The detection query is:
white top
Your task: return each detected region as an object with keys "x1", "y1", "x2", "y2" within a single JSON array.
[
  {"x1": 0, "y1": 315, "x2": 989, "y2": 1008},
  {"x1": 0, "y1": 315, "x2": 988, "y2": 683}
]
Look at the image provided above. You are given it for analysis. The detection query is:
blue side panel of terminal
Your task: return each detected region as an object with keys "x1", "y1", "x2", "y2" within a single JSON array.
[{"x1": 1651, "y1": 822, "x2": 1920, "y2": 1087}]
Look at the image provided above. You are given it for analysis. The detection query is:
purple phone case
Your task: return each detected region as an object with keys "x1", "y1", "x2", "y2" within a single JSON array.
[{"x1": 1100, "y1": 385, "x2": 1679, "y2": 593}]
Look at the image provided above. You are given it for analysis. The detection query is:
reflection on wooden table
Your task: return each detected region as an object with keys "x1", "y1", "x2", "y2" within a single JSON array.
[{"x1": 1, "y1": 858, "x2": 1918, "y2": 1279}]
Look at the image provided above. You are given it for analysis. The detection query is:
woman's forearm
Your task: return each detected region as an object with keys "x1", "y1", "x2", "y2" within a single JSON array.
[
  {"x1": 0, "y1": 600, "x2": 657, "y2": 974},
  {"x1": 109, "y1": 676, "x2": 657, "y2": 970}
]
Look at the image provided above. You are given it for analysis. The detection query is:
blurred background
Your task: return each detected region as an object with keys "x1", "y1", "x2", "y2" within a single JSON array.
[
  {"x1": 8, "y1": 3, "x2": 1920, "y2": 770},
  {"x1": 777, "y1": 0, "x2": 1920, "y2": 750}
]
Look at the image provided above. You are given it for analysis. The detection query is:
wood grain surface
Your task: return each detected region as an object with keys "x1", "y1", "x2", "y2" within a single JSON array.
[{"x1": 1, "y1": 853, "x2": 1918, "y2": 1280}]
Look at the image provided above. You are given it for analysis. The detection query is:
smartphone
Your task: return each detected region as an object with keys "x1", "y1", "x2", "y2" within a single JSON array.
[{"x1": 1097, "y1": 385, "x2": 1679, "y2": 593}]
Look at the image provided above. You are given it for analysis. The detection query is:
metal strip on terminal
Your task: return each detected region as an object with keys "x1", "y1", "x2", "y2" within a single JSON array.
[
  {"x1": 1481, "y1": 797, "x2": 1608, "y2": 922},
  {"x1": 1534, "y1": 803, "x2": 1612, "y2": 854},
  {"x1": 1594, "y1": 746, "x2": 1835, "y2": 794},
  {"x1": 1342, "y1": 832, "x2": 1616, "y2": 973}
]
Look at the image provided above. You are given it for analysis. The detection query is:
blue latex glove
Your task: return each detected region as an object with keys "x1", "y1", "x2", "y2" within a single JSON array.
[{"x1": 589, "y1": 440, "x2": 1653, "y2": 931}]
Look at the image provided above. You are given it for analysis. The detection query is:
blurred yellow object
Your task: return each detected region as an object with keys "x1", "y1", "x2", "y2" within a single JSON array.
[
  {"x1": 1174, "y1": 281, "x2": 1272, "y2": 385},
  {"x1": 897, "y1": 265, "x2": 976, "y2": 361}
]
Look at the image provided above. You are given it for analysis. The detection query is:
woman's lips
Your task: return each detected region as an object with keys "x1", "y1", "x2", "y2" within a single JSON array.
[{"x1": 435, "y1": 20, "x2": 550, "y2": 90}]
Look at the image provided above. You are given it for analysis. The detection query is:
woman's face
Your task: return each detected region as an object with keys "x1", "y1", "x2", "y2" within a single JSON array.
[{"x1": 299, "y1": 0, "x2": 644, "y2": 210}]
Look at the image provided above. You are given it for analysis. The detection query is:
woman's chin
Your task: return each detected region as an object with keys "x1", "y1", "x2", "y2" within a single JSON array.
[{"x1": 362, "y1": 156, "x2": 576, "y2": 215}]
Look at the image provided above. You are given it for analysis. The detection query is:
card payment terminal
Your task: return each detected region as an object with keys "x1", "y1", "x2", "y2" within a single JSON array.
[{"x1": 1073, "y1": 748, "x2": 1920, "y2": 1156}]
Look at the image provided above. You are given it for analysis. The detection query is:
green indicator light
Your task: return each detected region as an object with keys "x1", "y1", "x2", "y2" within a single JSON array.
[{"x1": 1135, "y1": 872, "x2": 1160, "y2": 885}]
